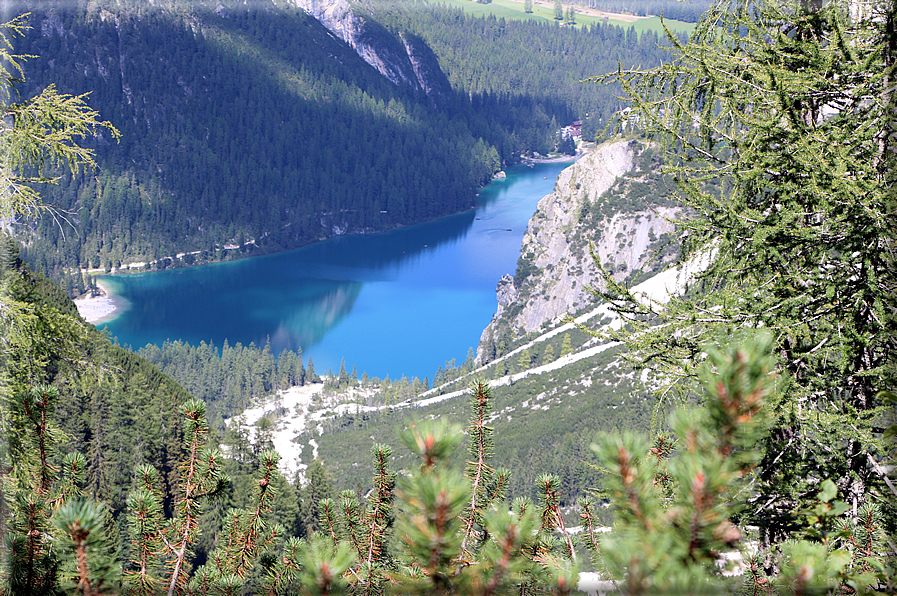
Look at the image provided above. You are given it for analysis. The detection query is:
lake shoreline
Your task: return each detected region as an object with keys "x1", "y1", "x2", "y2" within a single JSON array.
[
  {"x1": 78, "y1": 153, "x2": 587, "y2": 283},
  {"x1": 92, "y1": 159, "x2": 571, "y2": 380},
  {"x1": 74, "y1": 279, "x2": 129, "y2": 325},
  {"x1": 76, "y1": 155, "x2": 581, "y2": 337}
]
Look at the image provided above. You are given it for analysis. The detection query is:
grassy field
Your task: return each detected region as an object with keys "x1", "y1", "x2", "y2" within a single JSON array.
[{"x1": 435, "y1": 0, "x2": 696, "y2": 35}]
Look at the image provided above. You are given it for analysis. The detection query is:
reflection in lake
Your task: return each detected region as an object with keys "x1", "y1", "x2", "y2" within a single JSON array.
[{"x1": 100, "y1": 162, "x2": 569, "y2": 380}]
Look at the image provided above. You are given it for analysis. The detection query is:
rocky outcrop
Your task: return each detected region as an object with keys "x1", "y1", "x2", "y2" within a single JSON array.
[
  {"x1": 478, "y1": 139, "x2": 680, "y2": 361},
  {"x1": 289, "y1": 0, "x2": 450, "y2": 97}
]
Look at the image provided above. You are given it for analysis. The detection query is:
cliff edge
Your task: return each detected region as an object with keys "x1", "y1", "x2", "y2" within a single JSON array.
[{"x1": 478, "y1": 138, "x2": 680, "y2": 363}]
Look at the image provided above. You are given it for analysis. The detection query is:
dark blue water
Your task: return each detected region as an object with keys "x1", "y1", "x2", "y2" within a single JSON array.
[{"x1": 100, "y1": 162, "x2": 568, "y2": 380}]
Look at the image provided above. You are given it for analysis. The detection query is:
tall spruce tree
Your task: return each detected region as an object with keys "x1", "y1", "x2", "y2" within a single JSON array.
[
  {"x1": 299, "y1": 460, "x2": 334, "y2": 537},
  {"x1": 593, "y1": 0, "x2": 896, "y2": 545}
]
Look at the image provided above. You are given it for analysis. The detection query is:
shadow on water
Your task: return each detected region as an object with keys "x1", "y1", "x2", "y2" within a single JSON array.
[
  {"x1": 100, "y1": 161, "x2": 566, "y2": 378},
  {"x1": 102, "y1": 209, "x2": 479, "y2": 353}
]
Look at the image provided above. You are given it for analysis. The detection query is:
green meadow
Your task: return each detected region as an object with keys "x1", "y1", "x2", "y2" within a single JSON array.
[{"x1": 435, "y1": 0, "x2": 696, "y2": 35}]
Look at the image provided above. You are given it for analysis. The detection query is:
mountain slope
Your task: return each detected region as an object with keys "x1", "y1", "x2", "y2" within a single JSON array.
[
  {"x1": 11, "y1": 0, "x2": 676, "y2": 298},
  {"x1": 1, "y1": 236, "x2": 193, "y2": 514},
  {"x1": 9, "y1": 0, "x2": 510, "y2": 281},
  {"x1": 478, "y1": 138, "x2": 680, "y2": 362},
  {"x1": 224, "y1": 137, "x2": 686, "y2": 502}
]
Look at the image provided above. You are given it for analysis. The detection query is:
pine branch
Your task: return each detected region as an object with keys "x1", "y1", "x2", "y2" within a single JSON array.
[
  {"x1": 460, "y1": 381, "x2": 497, "y2": 560},
  {"x1": 161, "y1": 399, "x2": 229, "y2": 596},
  {"x1": 536, "y1": 475, "x2": 576, "y2": 563},
  {"x1": 53, "y1": 500, "x2": 119, "y2": 596}
]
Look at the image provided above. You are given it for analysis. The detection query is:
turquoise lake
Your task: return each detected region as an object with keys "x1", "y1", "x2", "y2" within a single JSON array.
[{"x1": 99, "y1": 161, "x2": 569, "y2": 381}]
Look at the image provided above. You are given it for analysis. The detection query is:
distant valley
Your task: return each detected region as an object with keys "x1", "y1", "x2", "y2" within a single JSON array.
[
  {"x1": 8, "y1": 0, "x2": 689, "y2": 503},
  {"x1": 201, "y1": 137, "x2": 686, "y2": 503},
  {"x1": 11, "y1": 0, "x2": 672, "y2": 298}
]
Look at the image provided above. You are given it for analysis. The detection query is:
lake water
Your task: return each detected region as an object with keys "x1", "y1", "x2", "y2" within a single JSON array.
[{"x1": 99, "y1": 161, "x2": 569, "y2": 381}]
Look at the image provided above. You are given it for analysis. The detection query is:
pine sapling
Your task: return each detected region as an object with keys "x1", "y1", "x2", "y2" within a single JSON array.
[
  {"x1": 324, "y1": 445, "x2": 395, "y2": 595},
  {"x1": 3, "y1": 385, "x2": 94, "y2": 596},
  {"x1": 536, "y1": 474, "x2": 576, "y2": 563},
  {"x1": 53, "y1": 452, "x2": 88, "y2": 510},
  {"x1": 338, "y1": 489, "x2": 365, "y2": 557},
  {"x1": 294, "y1": 535, "x2": 356, "y2": 595},
  {"x1": 393, "y1": 420, "x2": 467, "y2": 593},
  {"x1": 588, "y1": 333, "x2": 777, "y2": 594},
  {"x1": 53, "y1": 500, "x2": 120, "y2": 596},
  {"x1": 260, "y1": 537, "x2": 303, "y2": 595},
  {"x1": 124, "y1": 399, "x2": 230, "y2": 596},
  {"x1": 125, "y1": 471, "x2": 165, "y2": 596},
  {"x1": 459, "y1": 381, "x2": 510, "y2": 562},
  {"x1": 165, "y1": 399, "x2": 230, "y2": 596},
  {"x1": 212, "y1": 450, "x2": 283, "y2": 578},
  {"x1": 363, "y1": 445, "x2": 395, "y2": 571},
  {"x1": 468, "y1": 506, "x2": 537, "y2": 596}
]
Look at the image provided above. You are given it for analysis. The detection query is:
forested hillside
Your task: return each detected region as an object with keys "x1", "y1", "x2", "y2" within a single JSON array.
[
  {"x1": 7, "y1": 1, "x2": 518, "y2": 282},
  {"x1": 11, "y1": 0, "x2": 673, "y2": 295},
  {"x1": 1, "y1": 238, "x2": 192, "y2": 516},
  {"x1": 368, "y1": 0, "x2": 676, "y2": 141}
]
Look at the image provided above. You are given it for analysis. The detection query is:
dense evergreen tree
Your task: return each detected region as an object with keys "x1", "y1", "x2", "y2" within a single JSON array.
[
  {"x1": 9, "y1": 338, "x2": 892, "y2": 594},
  {"x1": 594, "y1": 0, "x2": 897, "y2": 545},
  {"x1": 298, "y1": 460, "x2": 334, "y2": 538},
  {"x1": 588, "y1": 334, "x2": 894, "y2": 593},
  {"x1": 1, "y1": 238, "x2": 195, "y2": 514},
  {"x1": 370, "y1": 1, "x2": 675, "y2": 153},
  {"x1": 557, "y1": 134, "x2": 576, "y2": 156}
]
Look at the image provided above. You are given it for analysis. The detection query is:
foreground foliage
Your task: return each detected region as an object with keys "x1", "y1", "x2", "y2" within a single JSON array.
[
  {"x1": 4, "y1": 334, "x2": 894, "y2": 594},
  {"x1": 592, "y1": 0, "x2": 897, "y2": 546}
]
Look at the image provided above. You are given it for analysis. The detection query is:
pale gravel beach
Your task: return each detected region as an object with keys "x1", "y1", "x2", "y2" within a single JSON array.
[{"x1": 74, "y1": 280, "x2": 125, "y2": 324}]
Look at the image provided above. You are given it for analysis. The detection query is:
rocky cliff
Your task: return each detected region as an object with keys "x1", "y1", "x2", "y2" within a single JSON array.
[
  {"x1": 478, "y1": 139, "x2": 680, "y2": 362},
  {"x1": 289, "y1": 0, "x2": 451, "y2": 97}
]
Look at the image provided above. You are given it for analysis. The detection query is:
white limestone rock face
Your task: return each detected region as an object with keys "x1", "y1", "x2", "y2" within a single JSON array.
[
  {"x1": 289, "y1": 0, "x2": 449, "y2": 96},
  {"x1": 478, "y1": 139, "x2": 680, "y2": 360},
  {"x1": 494, "y1": 274, "x2": 519, "y2": 319}
]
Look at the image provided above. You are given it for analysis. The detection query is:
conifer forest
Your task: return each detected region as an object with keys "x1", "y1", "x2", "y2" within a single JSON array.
[{"x1": 1, "y1": 0, "x2": 895, "y2": 594}]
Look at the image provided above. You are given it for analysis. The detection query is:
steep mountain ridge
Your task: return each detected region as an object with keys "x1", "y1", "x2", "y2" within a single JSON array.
[
  {"x1": 478, "y1": 138, "x2": 680, "y2": 362},
  {"x1": 289, "y1": 0, "x2": 451, "y2": 97}
]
